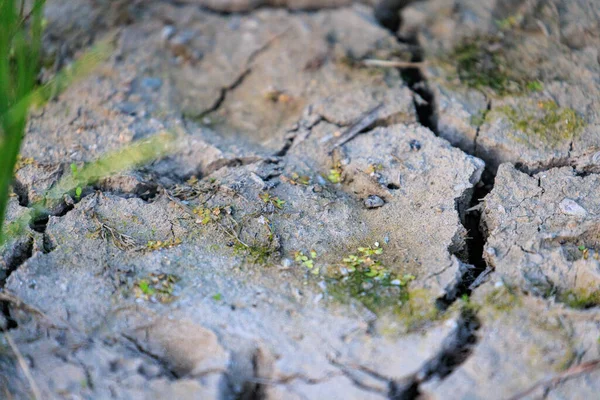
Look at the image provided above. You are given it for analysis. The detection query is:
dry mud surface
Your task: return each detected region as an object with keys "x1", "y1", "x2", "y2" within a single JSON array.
[{"x1": 1, "y1": 0, "x2": 600, "y2": 399}]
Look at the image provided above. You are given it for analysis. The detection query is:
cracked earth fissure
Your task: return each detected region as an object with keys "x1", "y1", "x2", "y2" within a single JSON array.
[{"x1": 371, "y1": 0, "x2": 494, "y2": 395}]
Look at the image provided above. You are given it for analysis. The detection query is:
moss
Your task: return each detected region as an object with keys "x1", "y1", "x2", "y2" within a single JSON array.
[
  {"x1": 558, "y1": 288, "x2": 600, "y2": 309},
  {"x1": 146, "y1": 237, "x2": 182, "y2": 251},
  {"x1": 483, "y1": 284, "x2": 521, "y2": 312},
  {"x1": 233, "y1": 242, "x2": 276, "y2": 265},
  {"x1": 498, "y1": 100, "x2": 585, "y2": 145},
  {"x1": 323, "y1": 244, "x2": 440, "y2": 331},
  {"x1": 446, "y1": 36, "x2": 542, "y2": 96}
]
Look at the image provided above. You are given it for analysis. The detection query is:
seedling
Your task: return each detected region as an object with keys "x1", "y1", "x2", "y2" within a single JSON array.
[
  {"x1": 295, "y1": 250, "x2": 319, "y2": 274},
  {"x1": 134, "y1": 273, "x2": 180, "y2": 303},
  {"x1": 327, "y1": 166, "x2": 343, "y2": 184},
  {"x1": 260, "y1": 192, "x2": 285, "y2": 209}
]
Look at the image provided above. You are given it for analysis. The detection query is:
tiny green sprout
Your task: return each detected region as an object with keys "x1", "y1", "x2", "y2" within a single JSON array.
[
  {"x1": 70, "y1": 163, "x2": 78, "y2": 177},
  {"x1": 134, "y1": 273, "x2": 180, "y2": 302},
  {"x1": 295, "y1": 250, "x2": 317, "y2": 271},
  {"x1": 283, "y1": 172, "x2": 311, "y2": 185},
  {"x1": 327, "y1": 168, "x2": 342, "y2": 184},
  {"x1": 75, "y1": 186, "x2": 82, "y2": 200},
  {"x1": 138, "y1": 280, "x2": 155, "y2": 296},
  {"x1": 526, "y1": 80, "x2": 543, "y2": 92},
  {"x1": 260, "y1": 192, "x2": 285, "y2": 209},
  {"x1": 193, "y1": 206, "x2": 224, "y2": 224},
  {"x1": 579, "y1": 245, "x2": 587, "y2": 251},
  {"x1": 212, "y1": 293, "x2": 222, "y2": 301}
]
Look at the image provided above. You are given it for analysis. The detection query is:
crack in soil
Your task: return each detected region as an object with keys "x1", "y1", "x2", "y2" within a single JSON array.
[
  {"x1": 389, "y1": 309, "x2": 480, "y2": 400},
  {"x1": 1, "y1": 236, "x2": 34, "y2": 330},
  {"x1": 372, "y1": 0, "x2": 493, "y2": 394}
]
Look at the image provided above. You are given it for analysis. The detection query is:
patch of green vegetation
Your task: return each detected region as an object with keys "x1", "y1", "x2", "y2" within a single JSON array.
[
  {"x1": 323, "y1": 243, "x2": 439, "y2": 331},
  {"x1": 259, "y1": 192, "x2": 285, "y2": 209},
  {"x1": 282, "y1": 172, "x2": 310, "y2": 186},
  {"x1": 134, "y1": 273, "x2": 179, "y2": 303},
  {"x1": 498, "y1": 100, "x2": 585, "y2": 145},
  {"x1": 193, "y1": 206, "x2": 227, "y2": 225},
  {"x1": 447, "y1": 36, "x2": 542, "y2": 96},
  {"x1": 146, "y1": 237, "x2": 182, "y2": 251},
  {"x1": 483, "y1": 283, "x2": 521, "y2": 313},
  {"x1": 295, "y1": 250, "x2": 318, "y2": 274},
  {"x1": 326, "y1": 163, "x2": 343, "y2": 184},
  {"x1": 558, "y1": 288, "x2": 600, "y2": 309},
  {"x1": 212, "y1": 293, "x2": 222, "y2": 301},
  {"x1": 233, "y1": 241, "x2": 277, "y2": 265}
]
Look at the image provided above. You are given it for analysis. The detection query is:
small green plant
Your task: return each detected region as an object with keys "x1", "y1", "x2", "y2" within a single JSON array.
[
  {"x1": 211, "y1": 293, "x2": 222, "y2": 301},
  {"x1": 295, "y1": 250, "x2": 318, "y2": 274},
  {"x1": 70, "y1": 163, "x2": 83, "y2": 200},
  {"x1": 260, "y1": 192, "x2": 285, "y2": 209},
  {"x1": 134, "y1": 273, "x2": 179, "y2": 303},
  {"x1": 282, "y1": 172, "x2": 310, "y2": 185},
  {"x1": 327, "y1": 165, "x2": 343, "y2": 184},
  {"x1": 193, "y1": 206, "x2": 226, "y2": 225}
]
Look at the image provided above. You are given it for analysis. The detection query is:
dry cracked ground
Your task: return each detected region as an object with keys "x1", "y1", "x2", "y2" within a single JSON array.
[{"x1": 1, "y1": 0, "x2": 600, "y2": 399}]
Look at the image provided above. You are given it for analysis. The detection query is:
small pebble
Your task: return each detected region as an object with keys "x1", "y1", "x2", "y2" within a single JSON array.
[
  {"x1": 141, "y1": 77, "x2": 162, "y2": 91},
  {"x1": 559, "y1": 198, "x2": 587, "y2": 217},
  {"x1": 409, "y1": 139, "x2": 422, "y2": 151},
  {"x1": 390, "y1": 279, "x2": 401, "y2": 286},
  {"x1": 364, "y1": 195, "x2": 385, "y2": 209},
  {"x1": 161, "y1": 25, "x2": 176, "y2": 41}
]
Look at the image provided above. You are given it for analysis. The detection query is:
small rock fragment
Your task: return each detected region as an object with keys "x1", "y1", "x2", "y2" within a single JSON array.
[
  {"x1": 364, "y1": 195, "x2": 385, "y2": 209},
  {"x1": 559, "y1": 198, "x2": 587, "y2": 217},
  {"x1": 409, "y1": 139, "x2": 422, "y2": 151},
  {"x1": 161, "y1": 25, "x2": 176, "y2": 41}
]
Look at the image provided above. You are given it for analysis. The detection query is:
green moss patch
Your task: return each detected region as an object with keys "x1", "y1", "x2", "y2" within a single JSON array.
[
  {"x1": 305, "y1": 244, "x2": 441, "y2": 331},
  {"x1": 497, "y1": 100, "x2": 585, "y2": 145},
  {"x1": 445, "y1": 36, "x2": 542, "y2": 96},
  {"x1": 558, "y1": 289, "x2": 600, "y2": 309}
]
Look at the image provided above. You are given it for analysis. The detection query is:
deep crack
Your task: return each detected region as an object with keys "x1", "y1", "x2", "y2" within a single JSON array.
[
  {"x1": 1, "y1": 236, "x2": 34, "y2": 330},
  {"x1": 372, "y1": 0, "x2": 493, "y2": 392},
  {"x1": 389, "y1": 309, "x2": 481, "y2": 400}
]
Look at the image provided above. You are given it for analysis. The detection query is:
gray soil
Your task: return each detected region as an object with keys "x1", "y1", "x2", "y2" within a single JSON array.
[{"x1": 1, "y1": 0, "x2": 600, "y2": 399}]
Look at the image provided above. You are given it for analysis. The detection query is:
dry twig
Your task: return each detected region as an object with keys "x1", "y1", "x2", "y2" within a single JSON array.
[
  {"x1": 508, "y1": 359, "x2": 600, "y2": 400},
  {"x1": 4, "y1": 331, "x2": 42, "y2": 400}
]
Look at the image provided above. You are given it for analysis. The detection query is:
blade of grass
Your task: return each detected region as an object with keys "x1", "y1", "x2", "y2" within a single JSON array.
[
  {"x1": 0, "y1": 5, "x2": 114, "y2": 244},
  {"x1": 1, "y1": 131, "x2": 178, "y2": 246},
  {"x1": 0, "y1": 0, "x2": 46, "y2": 244}
]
